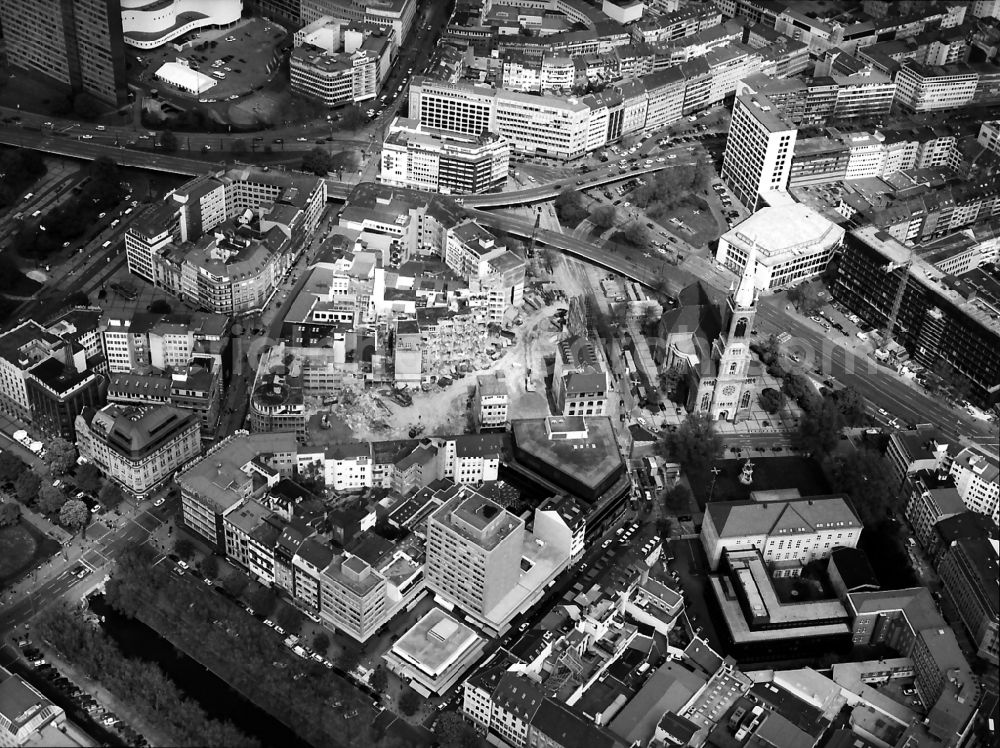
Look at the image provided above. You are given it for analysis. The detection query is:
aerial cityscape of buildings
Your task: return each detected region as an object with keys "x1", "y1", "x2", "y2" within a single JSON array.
[{"x1": 0, "y1": 1, "x2": 998, "y2": 748}]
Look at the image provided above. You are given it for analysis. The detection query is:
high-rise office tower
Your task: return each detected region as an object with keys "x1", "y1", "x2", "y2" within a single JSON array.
[
  {"x1": 721, "y1": 92, "x2": 797, "y2": 210},
  {"x1": 0, "y1": 0, "x2": 128, "y2": 105}
]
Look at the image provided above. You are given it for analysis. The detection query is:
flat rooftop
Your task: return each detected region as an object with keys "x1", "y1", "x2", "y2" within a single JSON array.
[
  {"x1": 391, "y1": 608, "x2": 481, "y2": 676},
  {"x1": 511, "y1": 416, "x2": 624, "y2": 494}
]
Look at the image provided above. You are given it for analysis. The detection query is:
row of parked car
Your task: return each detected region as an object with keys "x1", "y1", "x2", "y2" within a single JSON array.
[{"x1": 22, "y1": 642, "x2": 148, "y2": 747}]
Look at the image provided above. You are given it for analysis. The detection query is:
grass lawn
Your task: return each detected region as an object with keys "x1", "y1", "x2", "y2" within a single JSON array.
[
  {"x1": 686, "y1": 456, "x2": 832, "y2": 508},
  {"x1": 0, "y1": 519, "x2": 60, "y2": 587}
]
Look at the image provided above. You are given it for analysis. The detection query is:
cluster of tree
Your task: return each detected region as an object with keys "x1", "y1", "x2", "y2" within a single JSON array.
[
  {"x1": 46, "y1": 438, "x2": 78, "y2": 475},
  {"x1": 631, "y1": 164, "x2": 708, "y2": 221},
  {"x1": 332, "y1": 105, "x2": 367, "y2": 132},
  {"x1": 758, "y1": 387, "x2": 785, "y2": 414},
  {"x1": 659, "y1": 412, "x2": 723, "y2": 476},
  {"x1": 105, "y1": 545, "x2": 375, "y2": 748},
  {"x1": 10, "y1": 157, "x2": 128, "y2": 258},
  {"x1": 786, "y1": 282, "x2": 824, "y2": 315},
  {"x1": 0, "y1": 501, "x2": 21, "y2": 526},
  {"x1": 49, "y1": 92, "x2": 104, "y2": 121},
  {"x1": 795, "y1": 385, "x2": 869, "y2": 456},
  {"x1": 830, "y1": 447, "x2": 898, "y2": 526},
  {"x1": 35, "y1": 604, "x2": 257, "y2": 748},
  {"x1": 589, "y1": 205, "x2": 617, "y2": 230},
  {"x1": 0, "y1": 148, "x2": 46, "y2": 209},
  {"x1": 433, "y1": 713, "x2": 487, "y2": 748},
  {"x1": 662, "y1": 482, "x2": 692, "y2": 513},
  {"x1": 927, "y1": 360, "x2": 973, "y2": 402},
  {"x1": 302, "y1": 147, "x2": 336, "y2": 176},
  {"x1": 659, "y1": 364, "x2": 689, "y2": 405},
  {"x1": 554, "y1": 189, "x2": 589, "y2": 227},
  {"x1": 399, "y1": 688, "x2": 421, "y2": 716},
  {"x1": 616, "y1": 221, "x2": 649, "y2": 248}
]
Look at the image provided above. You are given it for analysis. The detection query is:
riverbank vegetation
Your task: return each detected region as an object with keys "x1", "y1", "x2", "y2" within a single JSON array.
[
  {"x1": 104, "y1": 545, "x2": 398, "y2": 747},
  {"x1": 35, "y1": 604, "x2": 256, "y2": 748}
]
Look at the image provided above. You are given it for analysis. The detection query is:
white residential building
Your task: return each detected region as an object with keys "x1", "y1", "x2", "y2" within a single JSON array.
[{"x1": 949, "y1": 445, "x2": 1000, "y2": 525}]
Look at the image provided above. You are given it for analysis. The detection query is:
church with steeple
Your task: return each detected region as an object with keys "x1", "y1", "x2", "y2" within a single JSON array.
[{"x1": 656, "y1": 249, "x2": 761, "y2": 422}]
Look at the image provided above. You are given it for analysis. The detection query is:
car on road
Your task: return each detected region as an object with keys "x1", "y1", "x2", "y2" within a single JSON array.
[
  {"x1": 153, "y1": 497, "x2": 165, "y2": 507},
  {"x1": 877, "y1": 407, "x2": 889, "y2": 417},
  {"x1": 296, "y1": 137, "x2": 308, "y2": 142},
  {"x1": 518, "y1": 622, "x2": 529, "y2": 632},
  {"x1": 601, "y1": 539, "x2": 612, "y2": 548},
  {"x1": 81, "y1": 134, "x2": 93, "y2": 139},
  {"x1": 667, "y1": 154, "x2": 677, "y2": 159}
]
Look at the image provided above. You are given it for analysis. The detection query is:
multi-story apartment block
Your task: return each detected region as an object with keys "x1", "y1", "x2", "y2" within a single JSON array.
[
  {"x1": 848, "y1": 588, "x2": 980, "y2": 746},
  {"x1": 107, "y1": 356, "x2": 222, "y2": 437},
  {"x1": 937, "y1": 536, "x2": 999, "y2": 664},
  {"x1": 380, "y1": 117, "x2": 509, "y2": 194},
  {"x1": 25, "y1": 360, "x2": 106, "y2": 441},
  {"x1": 295, "y1": 433, "x2": 503, "y2": 494},
  {"x1": 894, "y1": 61, "x2": 980, "y2": 113},
  {"x1": 299, "y1": 0, "x2": 414, "y2": 45},
  {"x1": 473, "y1": 373, "x2": 509, "y2": 431},
  {"x1": 290, "y1": 18, "x2": 394, "y2": 107},
  {"x1": 904, "y1": 472, "x2": 966, "y2": 549},
  {"x1": 885, "y1": 424, "x2": 951, "y2": 491},
  {"x1": 0, "y1": 320, "x2": 107, "y2": 438},
  {"x1": 701, "y1": 495, "x2": 863, "y2": 572},
  {"x1": 949, "y1": 445, "x2": 1000, "y2": 525},
  {"x1": 410, "y1": 77, "x2": 592, "y2": 161},
  {"x1": 249, "y1": 342, "x2": 354, "y2": 438},
  {"x1": 552, "y1": 334, "x2": 610, "y2": 417},
  {"x1": 100, "y1": 310, "x2": 230, "y2": 375},
  {"x1": 425, "y1": 490, "x2": 523, "y2": 618},
  {"x1": 0, "y1": 0, "x2": 128, "y2": 105},
  {"x1": 75, "y1": 403, "x2": 201, "y2": 499},
  {"x1": 126, "y1": 168, "x2": 325, "y2": 315},
  {"x1": 978, "y1": 120, "x2": 1000, "y2": 155},
  {"x1": 633, "y1": 5, "x2": 721, "y2": 44},
  {"x1": 176, "y1": 433, "x2": 298, "y2": 550},
  {"x1": 832, "y1": 226, "x2": 1000, "y2": 409},
  {"x1": 721, "y1": 93, "x2": 797, "y2": 211},
  {"x1": 715, "y1": 203, "x2": 844, "y2": 290}
]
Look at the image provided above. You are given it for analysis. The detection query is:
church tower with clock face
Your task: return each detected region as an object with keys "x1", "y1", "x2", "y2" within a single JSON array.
[{"x1": 707, "y1": 247, "x2": 758, "y2": 422}]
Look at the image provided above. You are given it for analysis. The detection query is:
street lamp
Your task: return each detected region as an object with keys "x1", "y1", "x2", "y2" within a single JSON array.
[{"x1": 708, "y1": 466, "x2": 721, "y2": 501}]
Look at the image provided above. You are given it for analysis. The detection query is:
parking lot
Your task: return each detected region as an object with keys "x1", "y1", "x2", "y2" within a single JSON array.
[{"x1": 16, "y1": 639, "x2": 151, "y2": 746}]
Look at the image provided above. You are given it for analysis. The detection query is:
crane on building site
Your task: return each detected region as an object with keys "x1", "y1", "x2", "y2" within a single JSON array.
[{"x1": 881, "y1": 249, "x2": 914, "y2": 351}]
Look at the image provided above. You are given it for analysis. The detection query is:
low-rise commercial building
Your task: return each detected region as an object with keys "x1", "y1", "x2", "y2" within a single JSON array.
[
  {"x1": 75, "y1": 403, "x2": 201, "y2": 499},
  {"x1": 716, "y1": 203, "x2": 844, "y2": 290},
  {"x1": 0, "y1": 665, "x2": 76, "y2": 747},
  {"x1": 384, "y1": 608, "x2": 487, "y2": 696}
]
